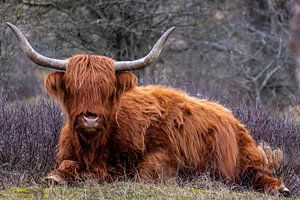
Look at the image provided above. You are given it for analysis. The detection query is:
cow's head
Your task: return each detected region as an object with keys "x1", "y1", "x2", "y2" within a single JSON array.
[
  {"x1": 44, "y1": 55, "x2": 139, "y2": 137},
  {"x1": 7, "y1": 22, "x2": 174, "y2": 140}
]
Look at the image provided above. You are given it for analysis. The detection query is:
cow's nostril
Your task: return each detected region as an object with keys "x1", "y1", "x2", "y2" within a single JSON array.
[{"x1": 83, "y1": 115, "x2": 99, "y2": 123}]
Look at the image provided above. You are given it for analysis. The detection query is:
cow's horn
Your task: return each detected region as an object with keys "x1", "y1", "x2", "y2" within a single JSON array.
[
  {"x1": 6, "y1": 22, "x2": 67, "y2": 70},
  {"x1": 115, "y1": 27, "x2": 175, "y2": 71}
]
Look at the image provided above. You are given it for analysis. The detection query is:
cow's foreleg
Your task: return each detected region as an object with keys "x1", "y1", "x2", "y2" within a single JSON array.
[
  {"x1": 44, "y1": 160, "x2": 80, "y2": 184},
  {"x1": 82, "y1": 163, "x2": 108, "y2": 182},
  {"x1": 134, "y1": 150, "x2": 177, "y2": 182},
  {"x1": 240, "y1": 165, "x2": 289, "y2": 196}
]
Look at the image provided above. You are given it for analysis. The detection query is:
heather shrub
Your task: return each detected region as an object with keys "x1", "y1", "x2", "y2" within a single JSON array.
[
  {"x1": 0, "y1": 94, "x2": 62, "y2": 189},
  {"x1": 198, "y1": 86, "x2": 300, "y2": 195},
  {"x1": 231, "y1": 105, "x2": 300, "y2": 195},
  {"x1": 0, "y1": 88, "x2": 299, "y2": 196}
]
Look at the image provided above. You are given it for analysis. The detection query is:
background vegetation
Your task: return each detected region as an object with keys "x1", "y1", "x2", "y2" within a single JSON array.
[
  {"x1": 1, "y1": 0, "x2": 299, "y2": 107},
  {"x1": 1, "y1": 0, "x2": 300, "y2": 198},
  {"x1": 0, "y1": 87, "x2": 300, "y2": 198}
]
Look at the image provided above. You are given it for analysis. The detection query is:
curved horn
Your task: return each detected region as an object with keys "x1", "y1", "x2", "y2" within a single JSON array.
[
  {"x1": 6, "y1": 22, "x2": 67, "y2": 70},
  {"x1": 115, "y1": 27, "x2": 175, "y2": 71}
]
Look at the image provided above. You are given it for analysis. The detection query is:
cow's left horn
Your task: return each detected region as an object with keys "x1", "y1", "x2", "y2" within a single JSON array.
[
  {"x1": 6, "y1": 22, "x2": 67, "y2": 70},
  {"x1": 115, "y1": 27, "x2": 175, "y2": 71}
]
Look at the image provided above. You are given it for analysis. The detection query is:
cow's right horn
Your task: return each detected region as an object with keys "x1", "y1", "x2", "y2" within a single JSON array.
[
  {"x1": 6, "y1": 22, "x2": 67, "y2": 70},
  {"x1": 115, "y1": 27, "x2": 175, "y2": 71}
]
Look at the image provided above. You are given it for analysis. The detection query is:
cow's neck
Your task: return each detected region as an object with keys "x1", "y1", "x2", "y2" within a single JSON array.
[
  {"x1": 76, "y1": 129, "x2": 107, "y2": 147},
  {"x1": 76, "y1": 130, "x2": 108, "y2": 170}
]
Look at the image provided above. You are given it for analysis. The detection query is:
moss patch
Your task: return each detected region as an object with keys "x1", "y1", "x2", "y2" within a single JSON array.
[{"x1": 1, "y1": 187, "x2": 44, "y2": 199}]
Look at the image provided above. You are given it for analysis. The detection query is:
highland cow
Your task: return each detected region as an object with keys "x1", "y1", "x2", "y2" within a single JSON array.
[{"x1": 7, "y1": 22, "x2": 290, "y2": 196}]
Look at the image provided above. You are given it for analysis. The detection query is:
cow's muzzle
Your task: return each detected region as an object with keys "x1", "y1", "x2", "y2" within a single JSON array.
[{"x1": 75, "y1": 112, "x2": 104, "y2": 133}]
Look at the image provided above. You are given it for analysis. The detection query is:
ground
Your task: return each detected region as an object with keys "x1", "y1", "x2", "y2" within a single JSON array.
[{"x1": 0, "y1": 181, "x2": 293, "y2": 200}]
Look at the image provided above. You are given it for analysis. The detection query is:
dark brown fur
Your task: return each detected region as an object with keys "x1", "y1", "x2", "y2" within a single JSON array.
[{"x1": 45, "y1": 55, "x2": 285, "y2": 193}]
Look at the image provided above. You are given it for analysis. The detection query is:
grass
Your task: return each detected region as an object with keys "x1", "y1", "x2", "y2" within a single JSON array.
[{"x1": 0, "y1": 181, "x2": 290, "y2": 200}]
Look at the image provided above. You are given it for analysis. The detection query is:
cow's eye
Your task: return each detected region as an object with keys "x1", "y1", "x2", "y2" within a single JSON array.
[
  {"x1": 109, "y1": 90, "x2": 116, "y2": 102},
  {"x1": 61, "y1": 82, "x2": 69, "y2": 95}
]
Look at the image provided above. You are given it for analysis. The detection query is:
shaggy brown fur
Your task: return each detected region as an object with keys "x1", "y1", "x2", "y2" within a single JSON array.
[{"x1": 45, "y1": 55, "x2": 286, "y2": 194}]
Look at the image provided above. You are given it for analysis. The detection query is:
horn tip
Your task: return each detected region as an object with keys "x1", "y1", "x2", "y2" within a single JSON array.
[
  {"x1": 168, "y1": 26, "x2": 176, "y2": 33},
  {"x1": 164, "y1": 27, "x2": 175, "y2": 38},
  {"x1": 5, "y1": 22, "x2": 13, "y2": 26},
  {"x1": 5, "y1": 22, "x2": 16, "y2": 30},
  {"x1": 5, "y1": 22, "x2": 12, "y2": 27}
]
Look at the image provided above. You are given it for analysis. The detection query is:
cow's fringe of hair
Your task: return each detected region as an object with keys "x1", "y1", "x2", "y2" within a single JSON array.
[{"x1": 65, "y1": 55, "x2": 116, "y2": 117}]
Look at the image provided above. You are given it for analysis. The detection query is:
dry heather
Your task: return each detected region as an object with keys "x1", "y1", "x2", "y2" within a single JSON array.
[
  {"x1": 258, "y1": 141, "x2": 284, "y2": 171},
  {"x1": 0, "y1": 91, "x2": 299, "y2": 197}
]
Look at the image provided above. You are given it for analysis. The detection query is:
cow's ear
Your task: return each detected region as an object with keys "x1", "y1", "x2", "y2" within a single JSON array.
[
  {"x1": 44, "y1": 71, "x2": 65, "y2": 101},
  {"x1": 116, "y1": 71, "x2": 137, "y2": 94}
]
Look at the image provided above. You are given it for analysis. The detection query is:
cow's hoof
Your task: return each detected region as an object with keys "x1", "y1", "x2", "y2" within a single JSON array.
[
  {"x1": 42, "y1": 174, "x2": 67, "y2": 185},
  {"x1": 278, "y1": 186, "x2": 291, "y2": 197}
]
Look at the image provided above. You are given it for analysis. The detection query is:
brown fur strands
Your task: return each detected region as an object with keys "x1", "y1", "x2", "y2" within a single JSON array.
[
  {"x1": 65, "y1": 55, "x2": 116, "y2": 118},
  {"x1": 44, "y1": 54, "x2": 286, "y2": 195}
]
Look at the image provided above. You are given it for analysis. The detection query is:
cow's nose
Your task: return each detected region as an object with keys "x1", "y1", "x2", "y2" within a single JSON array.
[
  {"x1": 78, "y1": 112, "x2": 101, "y2": 129},
  {"x1": 83, "y1": 115, "x2": 99, "y2": 126}
]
